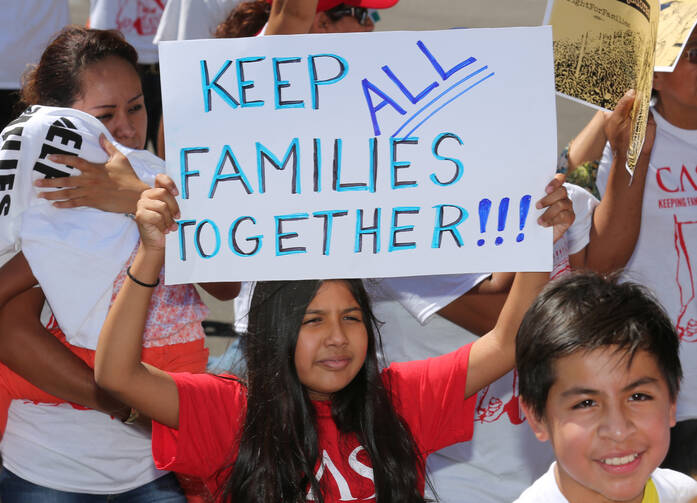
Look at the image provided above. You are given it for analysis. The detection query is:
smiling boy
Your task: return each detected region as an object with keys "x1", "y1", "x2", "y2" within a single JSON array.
[{"x1": 514, "y1": 272, "x2": 697, "y2": 503}]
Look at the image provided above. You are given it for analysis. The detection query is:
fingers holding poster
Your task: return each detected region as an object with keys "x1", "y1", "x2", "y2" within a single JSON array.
[
  {"x1": 159, "y1": 28, "x2": 557, "y2": 284},
  {"x1": 544, "y1": 0, "x2": 659, "y2": 172}
]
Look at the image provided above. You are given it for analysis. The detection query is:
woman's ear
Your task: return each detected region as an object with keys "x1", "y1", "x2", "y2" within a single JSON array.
[
  {"x1": 311, "y1": 11, "x2": 330, "y2": 33},
  {"x1": 652, "y1": 71, "x2": 664, "y2": 93},
  {"x1": 520, "y1": 400, "x2": 551, "y2": 443}
]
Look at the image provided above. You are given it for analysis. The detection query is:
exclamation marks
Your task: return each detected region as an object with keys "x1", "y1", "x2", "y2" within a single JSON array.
[
  {"x1": 477, "y1": 195, "x2": 531, "y2": 246},
  {"x1": 477, "y1": 199, "x2": 491, "y2": 247},
  {"x1": 517, "y1": 195, "x2": 531, "y2": 243},
  {"x1": 495, "y1": 197, "x2": 509, "y2": 246}
]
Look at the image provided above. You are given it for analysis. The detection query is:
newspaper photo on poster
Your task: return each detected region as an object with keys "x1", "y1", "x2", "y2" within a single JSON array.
[
  {"x1": 544, "y1": 0, "x2": 659, "y2": 173},
  {"x1": 655, "y1": 0, "x2": 697, "y2": 71}
]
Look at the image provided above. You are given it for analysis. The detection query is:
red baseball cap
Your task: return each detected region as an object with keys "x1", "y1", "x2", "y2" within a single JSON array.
[{"x1": 266, "y1": 0, "x2": 399, "y2": 11}]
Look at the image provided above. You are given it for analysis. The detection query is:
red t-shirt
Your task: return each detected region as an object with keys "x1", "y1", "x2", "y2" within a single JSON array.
[{"x1": 152, "y1": 343, "x2": 475, "y2": 501}]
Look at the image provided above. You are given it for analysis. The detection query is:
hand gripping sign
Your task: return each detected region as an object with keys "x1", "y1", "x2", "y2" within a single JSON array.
[{"x1": 159, "y1": 27, "x2": 556, "y2": 283}]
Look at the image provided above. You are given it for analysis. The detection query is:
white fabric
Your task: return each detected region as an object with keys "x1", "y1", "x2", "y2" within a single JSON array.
[
  {"x1": 564, "y1": 183, "x2": 598, "y2": 255},
  {"x1": 514, "y1": 462, "x2": 697, "y2": 502},
  {"x1": 0, "y1": 106, "x2": 166, "y2": 492},
  {"x1": 153, "y1": 0, "x2": 241, "y2": 42},
  {"x1": 0, "y1": 1, "x2": 69, "y2": 89},
  {"x1": 0, "y1": 106, "x2": 162, "y2": 350},
  {"x1": 89, "y1": 0, "x2": 167, "y2": 64},
  {"x1": 597, "y1": 107, "x2": 697, "y2": 422},
  {"x1": 1, "y1": 403, "x2": 165, "y2": 494}
]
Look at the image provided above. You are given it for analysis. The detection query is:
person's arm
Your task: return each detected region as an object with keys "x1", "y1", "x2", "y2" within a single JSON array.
[
  {"x1": 437, "y1": 273, "x2": 514, "y2": 335},
  {"x1": 464, "y1": 175, "x2": 573, "y2": 397},
  {"x1": 0, "y1": 287, "x2": 131, "y2": 420},
  {"x1": 585, "y1": 90, "x2": 656, "y2": 273},
  {"x1": 95, "y1": 177, "x2": 182, "y2": 429},
  {"x1": 266, "y1": 0, "x2": 318, "y2": 35},
  {"x1": 0, "y1": 252, "x2": 37, "y2": 309},
  {"x1": 566, "y1": 110, "x2": 608, "y2": 173},
  {"x1": 32, "y1": 135, "x2": 149, "y2": 213},
  {"x1": 197, "y1": 281, "x2": 241, "y2": 300}
]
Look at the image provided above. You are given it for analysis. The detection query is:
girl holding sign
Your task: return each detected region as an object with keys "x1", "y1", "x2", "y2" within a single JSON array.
[{"x1": 93, "y1": 174, "x2": 572, "y2": 503}]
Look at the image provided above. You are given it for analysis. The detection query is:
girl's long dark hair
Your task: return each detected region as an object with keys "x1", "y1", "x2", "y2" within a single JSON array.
[{"x1": 220, "y1": 279, "x2": 428, "y2": 503}]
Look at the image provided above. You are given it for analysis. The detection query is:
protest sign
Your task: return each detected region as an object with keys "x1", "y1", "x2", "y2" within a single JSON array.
[
  {"x1": 544, "y1": 0, "x2": 659, "y2": 173},
  {"x1": 655, "y1": 0, "x2": 697, "y2": 71},
  {"x1": 159, "y1": 27, "x2": 556, "y2": 284}
]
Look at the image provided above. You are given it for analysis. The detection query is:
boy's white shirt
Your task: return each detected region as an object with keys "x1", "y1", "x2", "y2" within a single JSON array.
[
  {"x1": 513, "y1": 462, "x2": 697, "y2": 502},
  {"x1": 0, "y1": 105, "x2": 163, "y2": 349}
]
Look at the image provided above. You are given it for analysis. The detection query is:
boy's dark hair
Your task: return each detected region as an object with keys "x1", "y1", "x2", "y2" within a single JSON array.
[
  {"x1": 516, "y1": 271, "x2": 682, "y2": 420},
  {"x1": 221, "y1": 279, "x2": 429, "y2": 503}
]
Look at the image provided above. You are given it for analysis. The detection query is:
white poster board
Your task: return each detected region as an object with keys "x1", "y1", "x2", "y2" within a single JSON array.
[{"x1": 159, "y1": 27, "x2": 556, "y2": 284}]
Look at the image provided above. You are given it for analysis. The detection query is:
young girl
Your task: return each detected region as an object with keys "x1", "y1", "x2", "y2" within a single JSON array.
[{"x1": 95, "y1": 175, "x2": 572, "y2": 502}]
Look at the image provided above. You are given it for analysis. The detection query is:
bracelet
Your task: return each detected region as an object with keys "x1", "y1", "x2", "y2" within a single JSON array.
[
  {"x1": 126, "y1": 265, "x2": 160, "y2": 288},
  {"x1": 122, "y1": 407, "x2": 140, "y2": 425}
]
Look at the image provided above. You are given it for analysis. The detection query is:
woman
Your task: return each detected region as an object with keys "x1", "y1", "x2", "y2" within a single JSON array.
[{"x1": 0, "y1": 27, "x2": 235, "y2": 501}]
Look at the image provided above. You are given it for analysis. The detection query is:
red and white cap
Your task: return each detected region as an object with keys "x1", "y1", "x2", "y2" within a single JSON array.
[{"x1": 266, "y1": 0, "x2": 399, "y2": 11}]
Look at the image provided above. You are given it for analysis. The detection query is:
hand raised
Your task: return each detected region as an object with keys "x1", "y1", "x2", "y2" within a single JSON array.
[
  {"x1": 536, "y1": 173, "x2": 574, "y2": 243},
  {"x1": 135, "y1": 175, "x2": 180, "y2": 252}
]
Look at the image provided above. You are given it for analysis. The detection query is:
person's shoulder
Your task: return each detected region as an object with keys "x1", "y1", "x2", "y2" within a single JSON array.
[
  {"x1": 651, "y1": 467, "x2": 697, "y2": 502},
  {"x1": 513, "y1": 463, "x2": 568, "y2": 503}
]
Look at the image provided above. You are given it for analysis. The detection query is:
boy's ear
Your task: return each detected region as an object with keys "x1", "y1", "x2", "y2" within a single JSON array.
[
  {"x1": 520, "y1": 400, "x2": 550, "y2": 443},
  {"x1": 669, "y1": 399, "x2": 677, "y2": 428}
]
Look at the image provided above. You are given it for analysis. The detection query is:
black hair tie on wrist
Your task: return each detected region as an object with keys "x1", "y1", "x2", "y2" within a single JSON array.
[{"x1": 126, "y1": 266, "x2": 160, "y2": 288}]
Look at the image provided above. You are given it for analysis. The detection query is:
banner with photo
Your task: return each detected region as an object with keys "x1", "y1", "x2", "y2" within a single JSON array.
[
  {"x1": 655, "y1": 0, "x2": 697, "y2": 71},
  {"x1": 544, "y1": 0, "x2": 659, "y2": 172}
]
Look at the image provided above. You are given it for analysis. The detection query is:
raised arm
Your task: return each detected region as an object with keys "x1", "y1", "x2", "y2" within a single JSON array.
[
  {"x1": 566, "y1": 110, "x2": 608, "y2": 173},
  {"x1": 95, "y1": 175, "x2": 182, "y2": 428},
  {"x1": 266, "y1": 0, "x2": 318, "y2": 35},
  {"x1": 437, "y1": 273, "x2": 514, "y2": 335},
  {"x1": 585, "y1": 90, "x2": 656, "y2": 273},
  {"x1": 464, "y1": 175, "x2": 573, "y2": 397}
]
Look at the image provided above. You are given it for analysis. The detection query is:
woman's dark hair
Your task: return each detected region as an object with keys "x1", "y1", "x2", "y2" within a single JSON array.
[
  {"x1": 20, "y1": 26, "x2": 138, "y2": 107},
  {"x1": 516, "y1": 271, "x2": 682, "y2": 420},
  {"x1": 215, "y1": 0, "x2": 271, "y2": 38},
  {"x1": 220, "y1": 279, "x2": 429, "y2": 503}
]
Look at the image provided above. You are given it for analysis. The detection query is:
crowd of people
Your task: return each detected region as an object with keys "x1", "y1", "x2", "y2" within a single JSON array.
[{"x1": 0, "y1": 0, "x2": 695, "y2": 502}]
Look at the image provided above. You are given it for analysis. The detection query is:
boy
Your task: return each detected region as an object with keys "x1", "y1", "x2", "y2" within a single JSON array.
[{"x1": 514, "y1": 272, "x2": 697, "y2": 502}]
